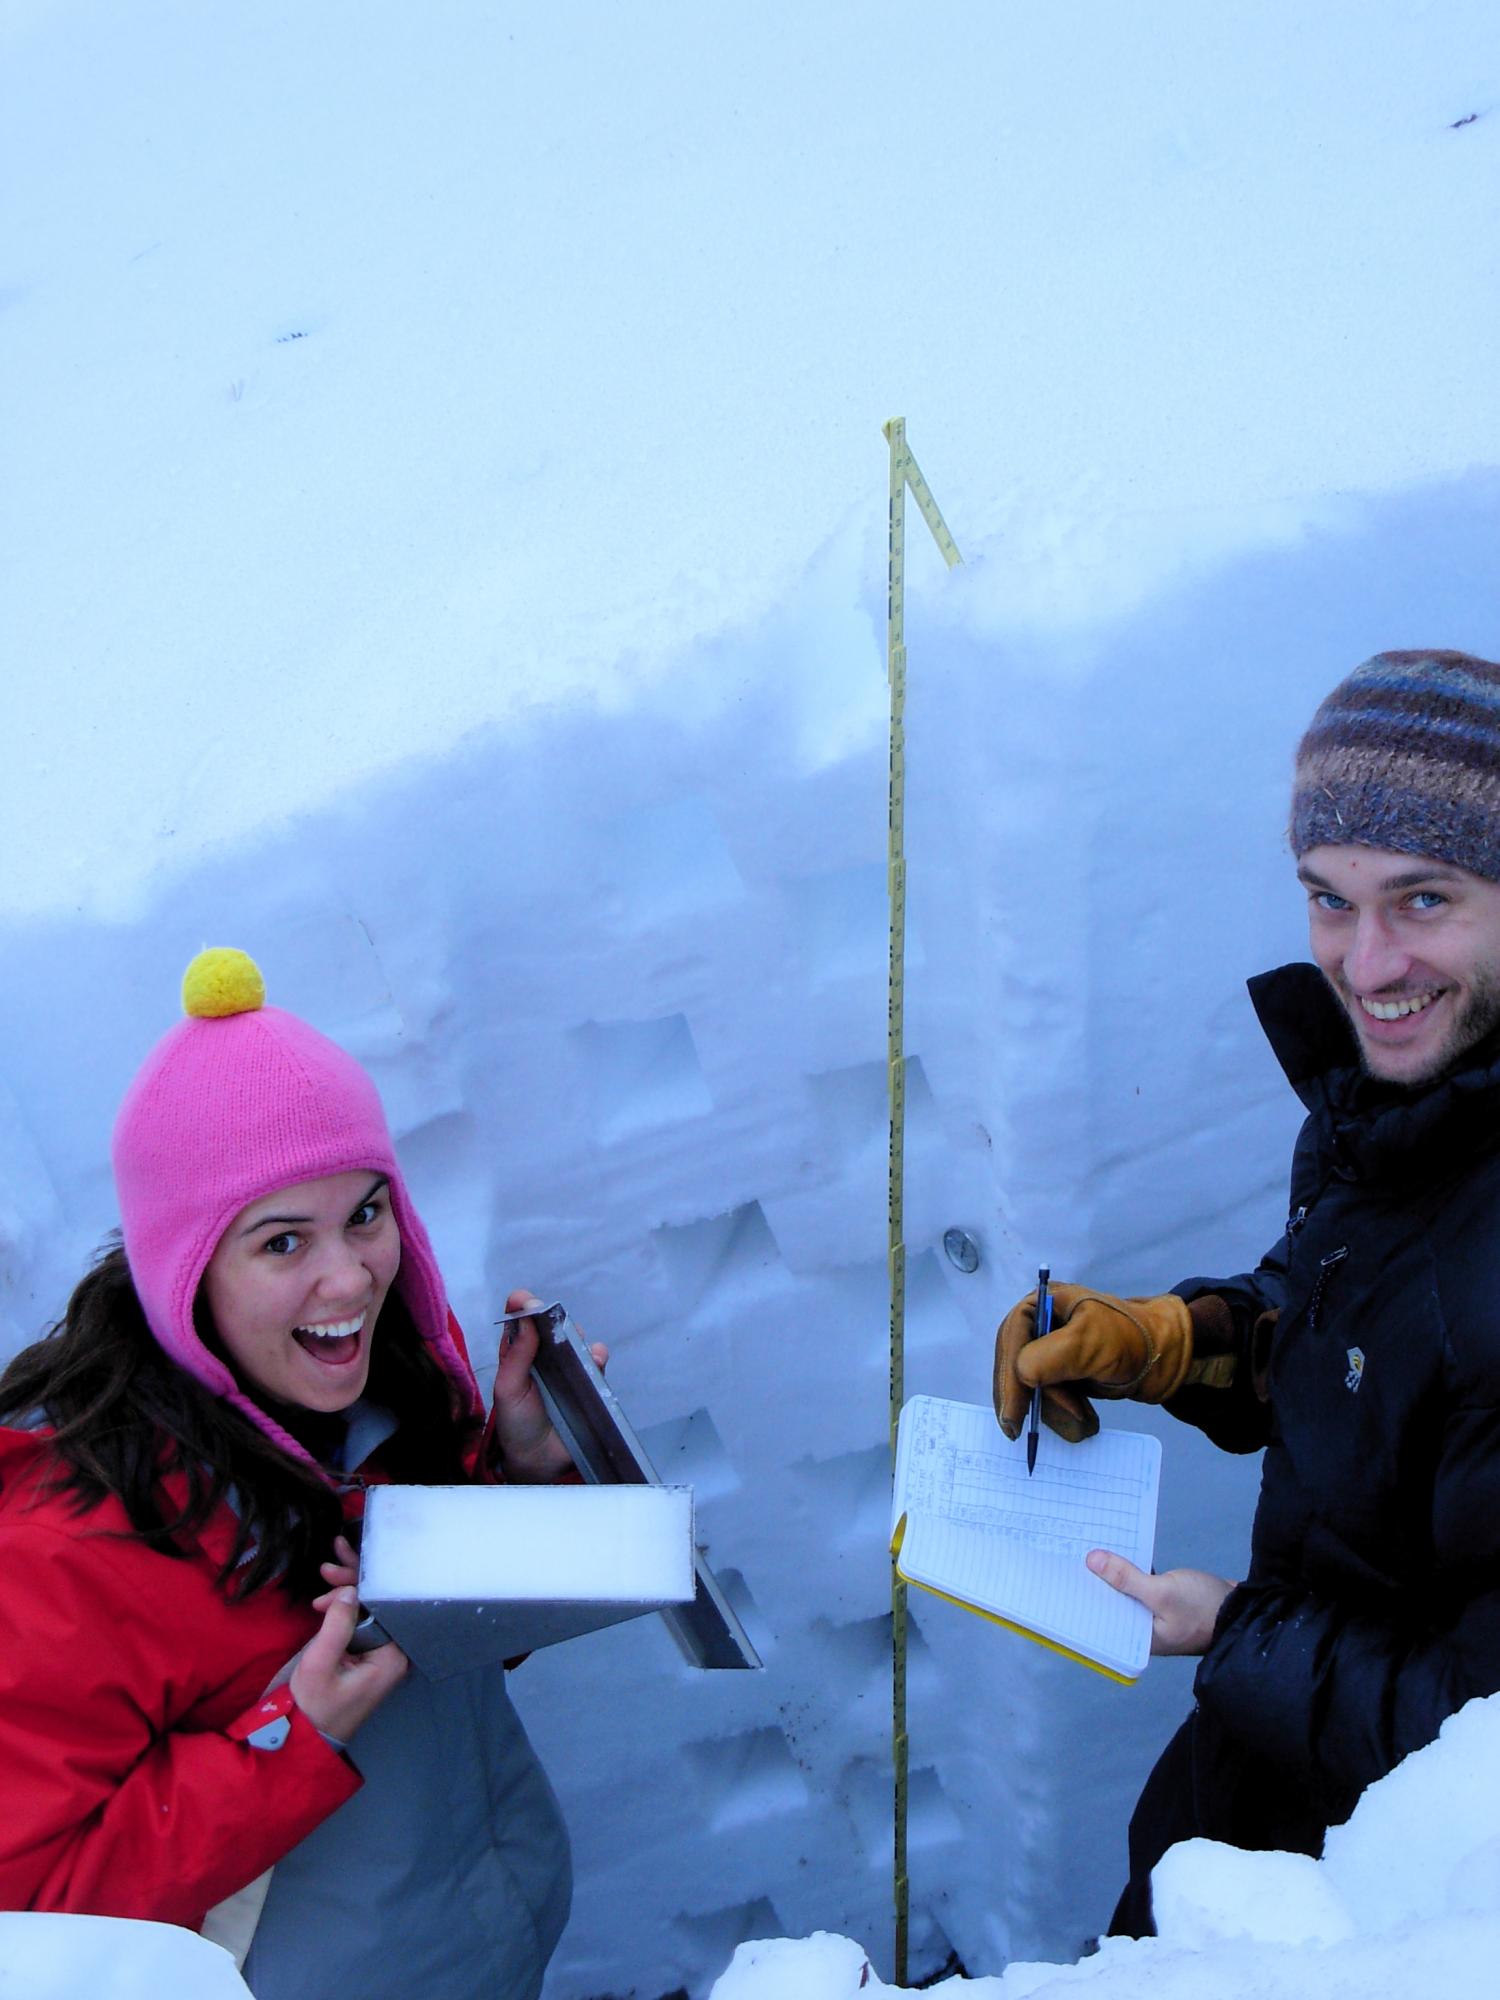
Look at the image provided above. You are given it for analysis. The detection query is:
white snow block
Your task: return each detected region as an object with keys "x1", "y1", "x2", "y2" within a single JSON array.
[
  {"x1": 708, "y1": 1933, "x2": 1015, "y2": 1999},
  {"x1": 1321, "y1": 1689, "x2": 1500, "y2": 1934},
  {"x1": 709, "y1": 1932, "x2": 882, "y2": 1999},
  {"x1": 0, "y1": 1914, "x2": 250, "y2": 1997},
  {"x1": 360, "y1": 1483, "x2": 696, "y2": 1675},
  {"x1": 1151, "y1": 1836, "x2": 1354, "y2": 1950}
]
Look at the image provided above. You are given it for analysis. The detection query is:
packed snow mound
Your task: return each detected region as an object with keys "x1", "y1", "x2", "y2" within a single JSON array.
[
  {"x1": 710, "y1": 1692, "x2": 1500, "y2": 1997},
  {"x1": 709, "y1": 1932, "x2": 1003, "y2": 1999},
  {"x1": 0, "y1": 1913, "x2": 250, "y2": 1997}
]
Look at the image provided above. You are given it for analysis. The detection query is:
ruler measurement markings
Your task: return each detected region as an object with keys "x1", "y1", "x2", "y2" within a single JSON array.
[{"x1": 883, "y1": 418, "x2": 961, "y2": 1987}]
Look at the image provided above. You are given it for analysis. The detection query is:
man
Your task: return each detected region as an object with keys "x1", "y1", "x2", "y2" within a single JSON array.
[{"x1": 992, "y1": 648, "x2": 1500, "y2": 1935}]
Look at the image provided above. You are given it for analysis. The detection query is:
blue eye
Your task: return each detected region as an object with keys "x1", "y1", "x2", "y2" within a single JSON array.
[
  {"x1": 1313, "y1": 892, "x2": 1352, "y2": 913},
  {"x1": 1408, "y1": 891, "x2": 1447, "y2": 911}
]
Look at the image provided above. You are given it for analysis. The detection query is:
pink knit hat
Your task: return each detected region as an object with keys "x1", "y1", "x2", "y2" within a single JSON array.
[{"x1": 112, "y1": 948, "x2": 481, "y2": 1463}]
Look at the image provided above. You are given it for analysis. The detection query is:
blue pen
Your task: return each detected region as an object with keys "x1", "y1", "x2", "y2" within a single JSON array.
[{"x1": 1027, "y1": 1266, "x2": 1052, "y2": 1476}]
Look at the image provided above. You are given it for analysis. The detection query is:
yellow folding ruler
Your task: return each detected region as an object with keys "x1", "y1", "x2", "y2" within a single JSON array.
[{"x1": 884, "y1": 417, "x2": 961, "y2": 1985}]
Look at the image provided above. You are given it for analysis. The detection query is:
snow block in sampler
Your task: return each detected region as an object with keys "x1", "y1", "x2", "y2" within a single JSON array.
[
  {"x1": 359, "y1": 1483, "x2": 696, "y2": 1674},
  {"x1": 0, "y1": 1913, "x2": 251, "y2": 1998}
]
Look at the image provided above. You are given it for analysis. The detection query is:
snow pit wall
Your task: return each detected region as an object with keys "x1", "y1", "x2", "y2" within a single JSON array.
[
  {"x1": 706, "y1": 1693, "x2": 1500, "y2": 1998},
  {"x1": 1, "y1": 474, "x2": 1497, "y2": 1995}
]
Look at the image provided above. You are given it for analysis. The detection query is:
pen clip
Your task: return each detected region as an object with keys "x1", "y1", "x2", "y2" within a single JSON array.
[{"x1": 1035, "y1": 1266, "x2": 1053, "y2": 1337}]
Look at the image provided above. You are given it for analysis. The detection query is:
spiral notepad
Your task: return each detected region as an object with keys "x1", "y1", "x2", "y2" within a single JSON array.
[{"x1": 891, "y1": 1396, "x2": 1161, "y2": 1682}]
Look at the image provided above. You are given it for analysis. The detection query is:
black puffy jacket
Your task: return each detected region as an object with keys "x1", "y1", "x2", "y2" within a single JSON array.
[{"x1": 1169, "y1": 960, "x2": 1500, "y2": 1846}]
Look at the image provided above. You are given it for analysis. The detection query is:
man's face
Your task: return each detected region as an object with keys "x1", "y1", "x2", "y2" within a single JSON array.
[{"x1": 1299, "y1": 844, "x2": 1500, "y2": 1086}]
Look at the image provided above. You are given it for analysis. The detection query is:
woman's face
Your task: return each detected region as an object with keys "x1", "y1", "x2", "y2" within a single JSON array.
[{"x1": 201, "y1": 1169, "x2": 401, "y2": 1412}]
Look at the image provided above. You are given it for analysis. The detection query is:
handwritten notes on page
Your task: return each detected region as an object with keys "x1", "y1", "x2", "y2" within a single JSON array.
[{"x1": 891, "y1": 1396, "x2": 1162, "y2": 1681}]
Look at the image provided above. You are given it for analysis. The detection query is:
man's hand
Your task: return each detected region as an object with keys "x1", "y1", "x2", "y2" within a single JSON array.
[
  {"x1": 992, "y1": 1283, "x2": 1196, "y2": 1442},
  {"x1": 1086, "y1": 1551, "x2": 1235, "y2": 1656},
  {"x1": 491, "y1": 1289, "x2": 610, "y2": 1482},
  {"x1": 291, "y1": 1584, "x2": 409, "y2": 1741}
]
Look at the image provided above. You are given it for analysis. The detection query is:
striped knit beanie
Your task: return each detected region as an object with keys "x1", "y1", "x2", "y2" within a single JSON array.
[
  {"x1": 1290, "y1": 650, "x2": 1500, "y2": 881},
  {"x1": 112, "y1": 947, "x2": 482, "y2": 1467}
]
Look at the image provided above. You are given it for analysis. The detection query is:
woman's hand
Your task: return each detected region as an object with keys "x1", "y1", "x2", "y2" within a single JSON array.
[
  {"x1": 1086, "y1": 1551, "x2": 1236, "y2": 1656},
  {"x1": 291, "y1": 1568, "x2": 409, "y2": 1742},
  {"x1": 317, "y1": 1532, "x2": 360, "y2": 1594},
  {"x1": 491, "y1": 1289, "x2": 609, "y2": 1482}
]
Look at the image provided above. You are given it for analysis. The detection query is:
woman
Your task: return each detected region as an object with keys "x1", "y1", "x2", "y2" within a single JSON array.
[{"x1": 0, "y1": 948, "x2": 575, "y2": 1999}]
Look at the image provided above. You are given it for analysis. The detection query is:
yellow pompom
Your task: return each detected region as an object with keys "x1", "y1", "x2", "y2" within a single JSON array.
[{"x1": 181, "y1": 948, "x2": 266, "y2": 1020}]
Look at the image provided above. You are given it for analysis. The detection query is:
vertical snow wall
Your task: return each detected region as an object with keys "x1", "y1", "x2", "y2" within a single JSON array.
[{"x1": 0, "y1": 473, "x2": 1497, "y2": 1994}]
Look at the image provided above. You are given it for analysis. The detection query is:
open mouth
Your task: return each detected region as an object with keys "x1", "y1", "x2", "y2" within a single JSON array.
[
  {"x1": 292, "y1": 1313, "x2": 365, "y2": 1365},
  {"x1": 1357, "y1": 989, "x2": 1444, "y2": 1025}
]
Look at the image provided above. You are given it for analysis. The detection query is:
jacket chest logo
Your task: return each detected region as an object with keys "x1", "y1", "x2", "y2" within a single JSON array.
[{"x1": 1344, "y1": 1346, "x2": 1366, "y2": 1393}]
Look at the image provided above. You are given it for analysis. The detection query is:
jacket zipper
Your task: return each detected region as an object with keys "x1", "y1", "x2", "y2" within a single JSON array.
[
  {"x1": 1306, "y1": 1244, "x2": 1349, "y2": 1332},
  {"x1": 1287, "y1": 1205, "x2": 1309, "y2": 1237}
]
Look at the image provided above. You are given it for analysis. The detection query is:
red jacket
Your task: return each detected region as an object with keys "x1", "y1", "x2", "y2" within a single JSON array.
[
  {"x1": 0, "y1": 1317, "x2": 507, "y2": 1928},
  {"x1": 0, "y1": 1422, "x2": 360, "y2": 1925}
]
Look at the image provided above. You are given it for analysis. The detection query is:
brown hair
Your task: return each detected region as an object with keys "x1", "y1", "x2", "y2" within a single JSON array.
[{"x1": 0, "y1": 1241, "x2": 470, "y2": 1599}]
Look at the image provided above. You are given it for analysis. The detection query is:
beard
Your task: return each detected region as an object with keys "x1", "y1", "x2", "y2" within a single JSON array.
[{"x1": 1341, "y1": 962, "x2": 1500, "y2": 1088}]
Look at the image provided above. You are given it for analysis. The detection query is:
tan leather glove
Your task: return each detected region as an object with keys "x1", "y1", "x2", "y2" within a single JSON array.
[{"x1": 992, "y1": 1283, "x2": 1197, "y2": 1444}]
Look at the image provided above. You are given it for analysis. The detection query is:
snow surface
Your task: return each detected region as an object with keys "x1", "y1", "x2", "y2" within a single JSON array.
[
  {"x1": 708, "y1": 1693, "x2": 1500, "y2": 1997},
  {"x1": 4, "y1": 0, "x2": 1498, "y2": 923},
  {"x1": 0, "y1": 1914, "x2": 249, "y2": 1997},
  {"x1": 3, "y1": 2, "x2": 1499, "y2": 1995}
]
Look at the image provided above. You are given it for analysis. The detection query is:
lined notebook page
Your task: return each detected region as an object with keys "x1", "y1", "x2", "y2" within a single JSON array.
[{"x1": 893, "y1": 1396, "x2": 1161, "y2": 1679}]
